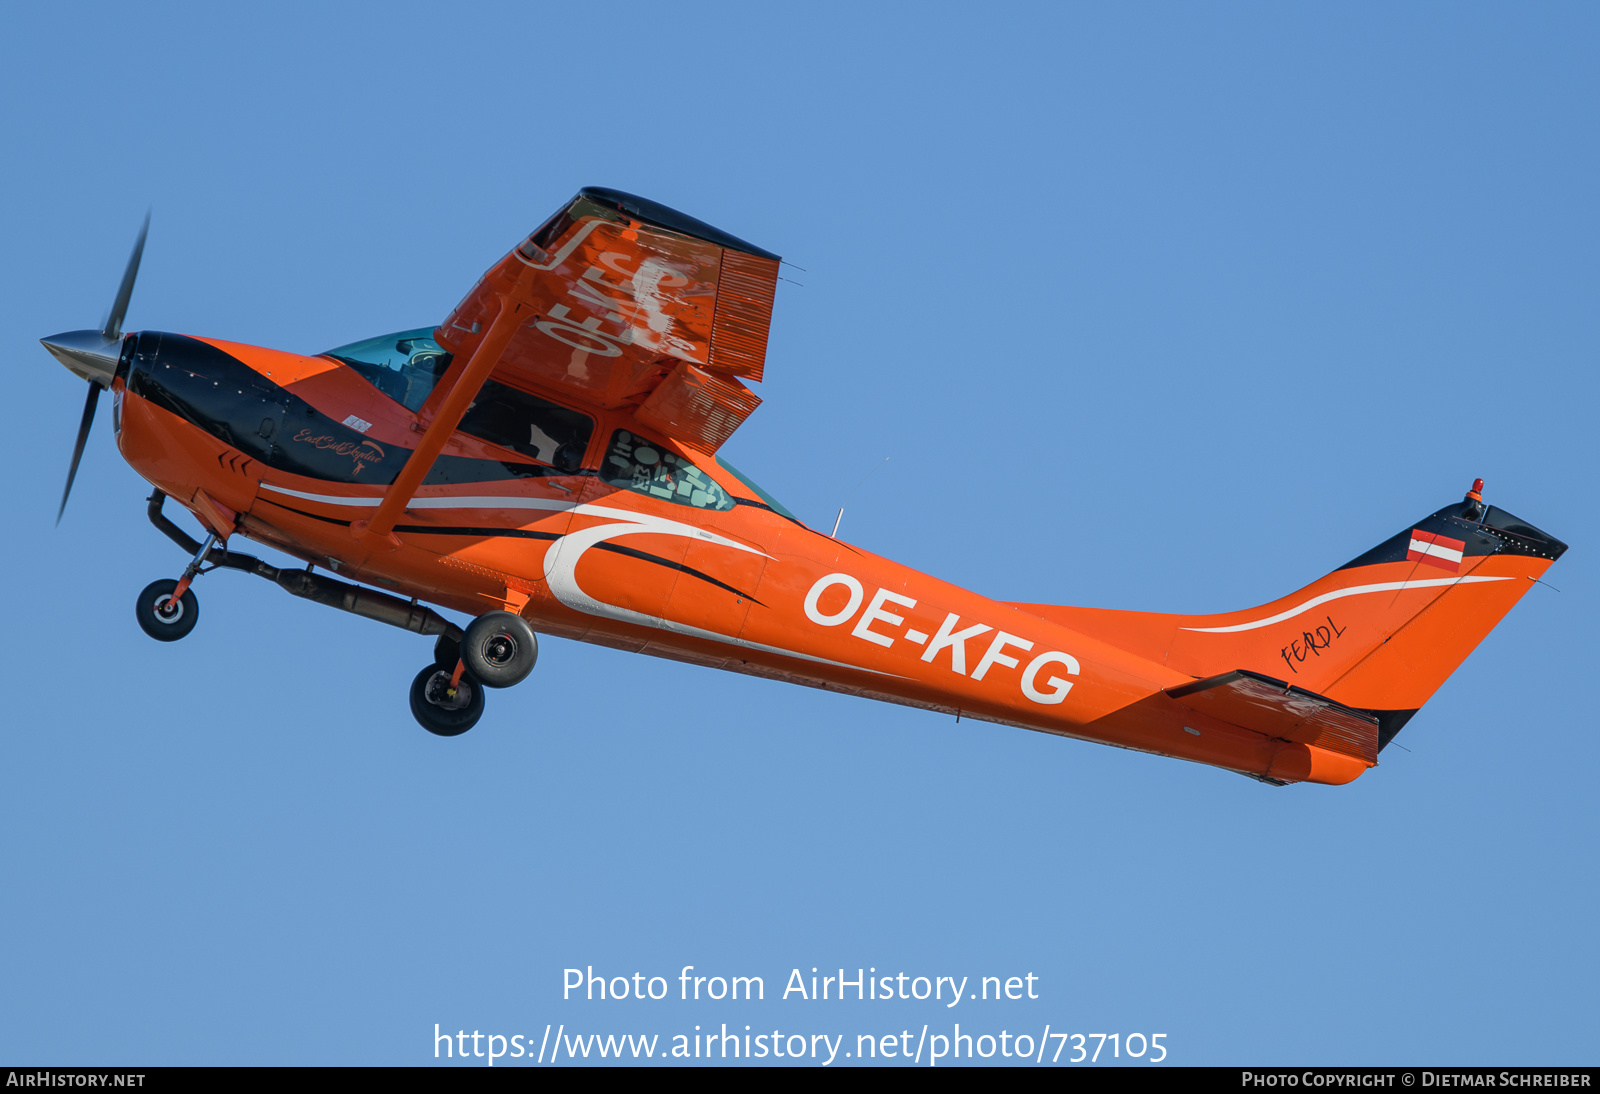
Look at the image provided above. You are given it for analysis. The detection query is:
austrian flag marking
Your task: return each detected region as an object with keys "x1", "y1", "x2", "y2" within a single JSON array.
[{"x1": 1407, "y1": 528, "x2": 1466, "y2": 572}]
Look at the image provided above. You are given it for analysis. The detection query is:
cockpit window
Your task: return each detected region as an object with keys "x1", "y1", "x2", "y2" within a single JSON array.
[
  {"x1": 326, "y1": 327, "x2": 593, "y2": 472},
  {"x1": 323, "y1": 328, "x2": 451, "y2": 412},
  {"x1": 601, "y1": 430, "x2": 735, "y2": 510}
]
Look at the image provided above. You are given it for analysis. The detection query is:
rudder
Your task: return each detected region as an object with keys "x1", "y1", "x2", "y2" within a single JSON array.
[{"x1": 1011, "y1": 482, "x2": 1566, "y2": 752}]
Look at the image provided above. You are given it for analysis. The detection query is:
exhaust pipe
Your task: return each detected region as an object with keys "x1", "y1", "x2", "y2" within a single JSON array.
[{"x1": 271, "y1": 567, "x2": 460, "y2": 639}]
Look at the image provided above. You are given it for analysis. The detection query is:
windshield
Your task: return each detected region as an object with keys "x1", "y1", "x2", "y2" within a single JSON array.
[
  {"x1": 323, "y1": 327, "x2": 451, "y2": 412},
  {"x1": 716, "y1": 456, "x2": 800, "y2": 521}
]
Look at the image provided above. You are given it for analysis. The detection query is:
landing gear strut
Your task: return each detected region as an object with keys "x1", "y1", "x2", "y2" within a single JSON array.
[{"x1": 138, "y1": 491, "x2": 541, "y2": 739}]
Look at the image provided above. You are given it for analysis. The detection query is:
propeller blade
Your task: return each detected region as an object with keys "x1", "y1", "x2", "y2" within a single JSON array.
[
  {"x1": 57, "y1": 383, "x2": 101, "y2": 525},
  {"x1": 102, "y1": 212, "x2": 150, "y2": 341}
]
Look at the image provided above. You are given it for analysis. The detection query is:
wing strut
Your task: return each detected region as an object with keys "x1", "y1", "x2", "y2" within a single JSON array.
[{"x1": 353, "y1": 294, "x2": 526, "y2": 545}]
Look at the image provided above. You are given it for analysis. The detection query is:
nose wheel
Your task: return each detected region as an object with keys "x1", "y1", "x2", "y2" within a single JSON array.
[
  {"x1": 135, "y1": 530, "x2": 217, "y2": 642},
  {"x1": 135, "y1": 578, "x2": 199, "y2": 641},
  {"x1": 409, "y1": 663, "x2": 485, "y2": 736}
]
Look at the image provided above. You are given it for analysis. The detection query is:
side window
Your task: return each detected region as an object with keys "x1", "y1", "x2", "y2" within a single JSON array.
[
  {"x1": 459, "y1": 380, "x2": 593, "y2": 472},
  {"x1": 601, "y1": 430, "x2": 734, "y2": 511}
]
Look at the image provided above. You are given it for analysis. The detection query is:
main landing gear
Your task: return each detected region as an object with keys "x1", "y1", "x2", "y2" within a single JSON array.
[
  {"x1": 408, "y1": 662, "x2": 485, "y2": 737},
  {"x1": 137, "y1": 491, "x2": 542, "y2": 740},
  {"x1": 408, "y1": 611, "x2": 538, "y2": 737}
]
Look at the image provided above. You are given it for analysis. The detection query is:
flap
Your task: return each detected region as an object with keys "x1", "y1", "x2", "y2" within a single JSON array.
[{"x1": 1165, "y1": 669, "x2": 1378, "y2": 763}]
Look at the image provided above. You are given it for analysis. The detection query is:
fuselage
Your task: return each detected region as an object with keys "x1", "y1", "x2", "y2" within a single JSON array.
[{"x1": 108, "y1": 329, "x2": 1369, "y2": 785}]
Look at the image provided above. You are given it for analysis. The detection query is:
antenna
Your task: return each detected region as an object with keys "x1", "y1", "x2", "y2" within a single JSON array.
[{"x1": 830, "y1": 457, "x2": 889, "y2": 538}]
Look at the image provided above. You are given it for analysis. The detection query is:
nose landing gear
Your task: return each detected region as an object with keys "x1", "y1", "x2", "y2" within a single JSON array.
[
  {"x1": 135, "y1": 578, "x2": 199, "y2": 641},
  {"x1": 134, "y1": 530, "x2": 217, "y2": 641},
  {"x1": 135, "y1": 492, "x2": 537, "y2": 739}
]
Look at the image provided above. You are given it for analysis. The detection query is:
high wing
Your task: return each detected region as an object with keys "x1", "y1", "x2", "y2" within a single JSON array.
[
  {"x1": 353, "y1": 188, "x2": 780, "y2": 544},
  {"x1": 433, "y1": 187, "x2": 780, "y2": 454}
]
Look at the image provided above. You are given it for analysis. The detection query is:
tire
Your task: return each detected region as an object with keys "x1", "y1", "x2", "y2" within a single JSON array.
[
  {"x1": 408, "y1": 664, "x2": 485, "y2": 737},
  {"x1": 459, "y1": 611, "x2": 538, "y2": 689},
  {"x1": 433, "y1": 633, "x2": 460, "y2": 668},
  {"x1": 135, "y1": 579, "x2": 199, "y2": 642}
]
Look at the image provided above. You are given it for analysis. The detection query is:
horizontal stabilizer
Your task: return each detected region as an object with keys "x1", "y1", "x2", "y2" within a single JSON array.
[{"x1": 1165, "y1": 670, "x2": 1378, "y2": 764}]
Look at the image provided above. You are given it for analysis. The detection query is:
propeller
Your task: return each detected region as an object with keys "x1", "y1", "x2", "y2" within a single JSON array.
[
  {"x1": 59, "y1": 385, "x2": 101, "y2": 525},
  {"x1": 43, "y1": 213, "x2": 149, "y2": 524}
]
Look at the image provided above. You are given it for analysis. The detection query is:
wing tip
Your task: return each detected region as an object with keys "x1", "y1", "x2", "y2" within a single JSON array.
[{"x1": 577, "y1": 186, "x2": 780, "y2": 261}]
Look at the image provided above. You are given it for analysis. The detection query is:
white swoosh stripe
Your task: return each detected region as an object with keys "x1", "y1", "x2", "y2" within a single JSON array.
[
  {"x1": 259, "y1": 483, "x2": 574, "y2": 513},
  {"x1": 259, "y1": 483, "x2": 381, "y2": 506},
  {"x1": 1180, "y1": 575, "x2": 1513, "y2": 634},
  {"x1": 258, "y1": 484, "x2": 850, "y2": 672},
  {"x1": 542, "y1": 511, "x2": 891, "y2": 676}
]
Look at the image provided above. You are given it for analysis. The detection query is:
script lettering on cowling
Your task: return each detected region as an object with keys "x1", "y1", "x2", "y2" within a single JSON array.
[{"x1": 291, "y1": 429, "x2": 386, "y2": 475}]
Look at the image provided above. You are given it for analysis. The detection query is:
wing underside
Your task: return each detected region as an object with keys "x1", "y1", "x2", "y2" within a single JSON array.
[{"x1": 434, "y1": 187, "x2": 781, "y2": 454}]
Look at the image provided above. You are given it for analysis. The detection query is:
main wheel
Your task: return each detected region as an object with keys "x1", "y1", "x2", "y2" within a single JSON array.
[
  {"x1": 135, "y1": 579, "x2": 199, "y2": 642},
  {"x1": 459, "y1": 611, "x2": 538, "y2": 689},
  {"x1": 409, "y1": 664, "x2": 485, "y2": 737}
]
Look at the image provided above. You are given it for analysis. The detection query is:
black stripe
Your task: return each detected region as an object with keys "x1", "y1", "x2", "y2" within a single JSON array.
[
  {"x1": 256, "y1": 498, "x2": 352, "y2": 527},
  {"x1": 590, "y1": 541, "x2": 764, "y2": 604},
  {"x1": 731, "y1": 495, "x2": 810, "y2": 529}
]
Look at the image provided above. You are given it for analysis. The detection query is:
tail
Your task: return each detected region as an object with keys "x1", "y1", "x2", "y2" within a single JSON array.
[{"x1": 1011, "y1": 481, "x2": 1567, "y2": 753}]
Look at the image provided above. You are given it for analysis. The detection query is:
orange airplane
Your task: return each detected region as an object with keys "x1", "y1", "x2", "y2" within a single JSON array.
[{"x1": 44, "y1": 188, "x2": 1566, "y2": 785}]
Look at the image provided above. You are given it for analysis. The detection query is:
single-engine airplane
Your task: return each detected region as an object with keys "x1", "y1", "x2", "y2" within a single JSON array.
[{"x1": 43, "y1": 188, "x2": 1567, "y2": 785}]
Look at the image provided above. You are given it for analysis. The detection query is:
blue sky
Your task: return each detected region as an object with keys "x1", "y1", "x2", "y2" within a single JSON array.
[{"x1": 1, "y1": 1, "x2": 1595, "y2": 1065}]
